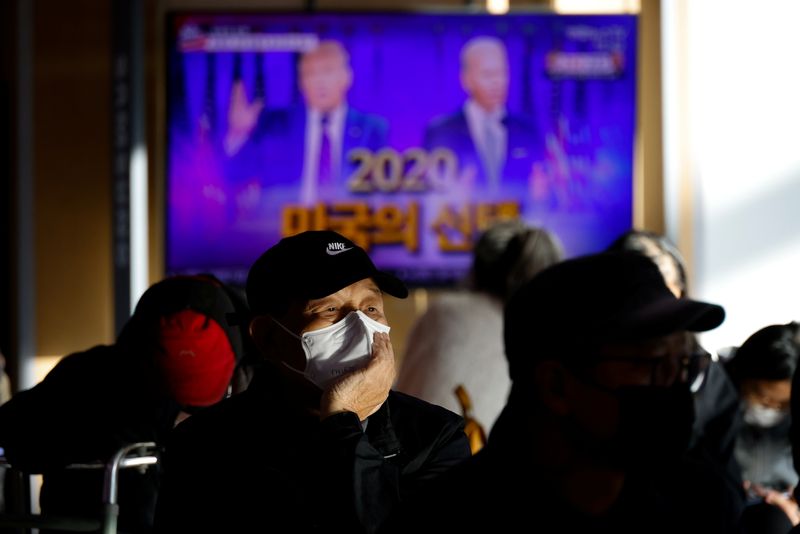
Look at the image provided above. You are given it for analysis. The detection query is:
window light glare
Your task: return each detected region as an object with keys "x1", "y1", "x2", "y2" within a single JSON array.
[
  {"x1": 553, "y1": 0, "x2": 640, "y2": 14},
  {"x1": 487, "y1": 0, "x2": 510, "y2": 15}
]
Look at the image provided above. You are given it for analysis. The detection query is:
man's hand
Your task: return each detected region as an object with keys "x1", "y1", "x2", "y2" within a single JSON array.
[
  {"x1": 320, "y1": 332, "x2": 395, "y2": 422},
  {"x1": 224, "y1": 80, "x2": 264, "y2": 156}
]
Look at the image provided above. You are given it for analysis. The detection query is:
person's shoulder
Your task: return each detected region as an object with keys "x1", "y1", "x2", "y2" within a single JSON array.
[
  {"x1": 655, "y1": 449, "x2": 746, "y2": 524},
  {"x1": 388, "y1": 390, "x2": 464, "y2": 427},
  {"x1": 423, "y1": 111, "x2": 470, "y2": 149},
  {"x1": 419, "y1": 292, "x2": 502, "y2": 327},
  {"x1": 183, "y1": 387, "x2": 254, "y2": 425},
  {"x1": 503, "y1": 111, "x2": 537, "y2": 132},
  {"x1": 425, "y1": 109, "x2": 466, "y2": 132},
  {"x1": 169, "y1": 386, "x2": 257, "y2": 445},
  {"x1": 59, "y1": 344, "x2": 117, "y2": 363},
  {"x1": 347, "y1": 107, "x2": 388, "y2": 129},
  {"x1": 40, "y1": 344, "x2": 119, "y2": 382},
  {"x1": 385, "y1": 391, "x2": 470, "y2": 462},
  {"x1": 430, "y1": 291, "x2": 500, "y2": 311}
]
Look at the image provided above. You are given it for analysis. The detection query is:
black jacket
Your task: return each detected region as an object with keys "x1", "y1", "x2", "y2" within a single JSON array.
[
  {"x1": 154, "y1": 367, "x2": 471, "y2": 533},
  {"x1": 385, "y1": 402, "x2": 745, "y2": 534}
]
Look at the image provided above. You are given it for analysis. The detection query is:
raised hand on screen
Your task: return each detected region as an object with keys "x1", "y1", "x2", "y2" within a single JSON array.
[{"x1": 224, "y1": 80, "x2": 264, "y2": 156}]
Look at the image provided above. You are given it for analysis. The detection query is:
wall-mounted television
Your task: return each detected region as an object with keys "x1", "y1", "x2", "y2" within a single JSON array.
[{"x1": 166, "y1": 11, "x2": 637, "y2": 286}]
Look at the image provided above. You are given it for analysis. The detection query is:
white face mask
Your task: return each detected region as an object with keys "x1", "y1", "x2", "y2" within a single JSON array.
[
  {"x1": 273, "y1": 310, "x2": 390, "y2": 389},
  {"x1": 743, "y1": 402, "x2": 787, "y2": 428}
]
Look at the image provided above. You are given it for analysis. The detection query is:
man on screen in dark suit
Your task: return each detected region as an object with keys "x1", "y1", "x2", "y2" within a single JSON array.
[
  {"x1": 225, "y1": 40, "x2": 388, "y2": 204},
  {"x1": 424, "y1": 36, "x2": 541, "y2": 197}
]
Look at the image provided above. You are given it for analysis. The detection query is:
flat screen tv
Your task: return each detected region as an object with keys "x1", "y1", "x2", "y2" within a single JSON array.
[{"x1": 166, "y1": 11, "x2": 637, "y2": 285}]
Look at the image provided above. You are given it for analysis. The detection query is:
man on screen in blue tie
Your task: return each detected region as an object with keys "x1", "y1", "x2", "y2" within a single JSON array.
[{"x1": 424, "y1": 36, "x2": 542, "y2": 198}]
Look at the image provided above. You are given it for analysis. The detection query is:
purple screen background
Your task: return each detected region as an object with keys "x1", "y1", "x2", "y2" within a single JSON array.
[{"x1": 166, "y1": 12, "x2": 638, "y2": 285}]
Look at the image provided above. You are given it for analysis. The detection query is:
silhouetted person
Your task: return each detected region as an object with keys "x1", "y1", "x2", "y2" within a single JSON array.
[
  {"x1": 396, "y1": 221, "x2": 563, "y2": 434},
  {"x1": 729, "y1": 322, "x2": 800, "y2": 495},
  {"x1": 385, "y1": 252, "x2": 744, "y2": 533},
  {"x1": 0, "y1": 275, "x2": 246, "y2": 533},
  {"x1": 729, "y1": 322, "x2": 800, "y2": 532}
]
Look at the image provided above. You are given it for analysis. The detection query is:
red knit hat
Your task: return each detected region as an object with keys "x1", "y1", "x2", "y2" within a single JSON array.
[{"x1": 156, "y1": 309, "x2": 236, "y2": 407}]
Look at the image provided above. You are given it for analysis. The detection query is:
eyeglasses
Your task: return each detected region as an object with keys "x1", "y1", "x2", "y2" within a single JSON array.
[
  {"x1": 587, "y1": 349, "x2": 711, "y2": 389},
  {"x1": 686, "y1": 348, "x2": 712, "y2": 393}
]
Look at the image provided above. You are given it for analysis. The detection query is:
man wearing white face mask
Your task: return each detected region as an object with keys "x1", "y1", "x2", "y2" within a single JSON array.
[
  {"x1": 154, "y1": 230, "x2": 471, "y2": 534},
  {"x1": 271, "y1": 308, "x2": 392, "y2": 390}
]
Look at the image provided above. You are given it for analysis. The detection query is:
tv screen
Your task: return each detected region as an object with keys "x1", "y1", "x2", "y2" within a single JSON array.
[{"x1": 166, "y1": 12, "x2": 637, "y2": 285}]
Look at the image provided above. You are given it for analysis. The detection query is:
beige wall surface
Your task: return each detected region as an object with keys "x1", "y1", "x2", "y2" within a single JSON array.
[
  {"x1": 33, "y1": 0, "x2": 114, "y2": 357},
  {"x1": 634, "y1": 0, "x2": 662, "y2": 233}
]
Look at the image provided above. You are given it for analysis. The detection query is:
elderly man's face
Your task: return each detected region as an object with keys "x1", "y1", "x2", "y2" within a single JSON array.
[
  {"x1": 271, "y1": 278, "x2": 387, "y2": 371},
  {"x1": 299, "y1": 52, "x2": 352, "y2": 113},
  {"x1": 298, "y1": 278, "x2": 387, "y2": 333},
  {"x1": 461, "y1": 45, "x2": 509, "y2": 113}
]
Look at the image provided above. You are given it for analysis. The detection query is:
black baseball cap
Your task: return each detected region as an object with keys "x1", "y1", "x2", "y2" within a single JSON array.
[
  {"x1": 246, "y1": 230, "x2": 408, "y2": 315},
  {"x1": 504, "y1": 251, "x2": 725, "y2": 381}
]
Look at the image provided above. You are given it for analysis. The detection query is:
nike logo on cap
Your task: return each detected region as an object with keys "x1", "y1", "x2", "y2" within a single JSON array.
[{"x1": 326, "y1": 242, "x2": 353, "y2": 256}]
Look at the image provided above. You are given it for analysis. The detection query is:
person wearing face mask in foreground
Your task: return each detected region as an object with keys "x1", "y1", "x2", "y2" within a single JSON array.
[
  {"x1": 154, "y1": 230, "x2": 471, "y2": 533},
  {"x1": 382, "y1": 251, "x2": 745, "y2": 534}
]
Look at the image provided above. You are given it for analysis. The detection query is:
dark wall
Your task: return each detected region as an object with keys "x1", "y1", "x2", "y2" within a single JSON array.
[{"x1": 1, "y1": 1, "x2": 18, "y2": 387}]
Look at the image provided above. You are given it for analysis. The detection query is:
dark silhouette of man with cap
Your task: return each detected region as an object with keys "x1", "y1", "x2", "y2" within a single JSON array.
[
  {"x1": 384, "y1": 251, "x2": 745, "y2": 533},
  {"x1": 0, "y1": 275, "x2": 246, "y2": 533},
  {"x1": 154, "y1": 230, "x2": 470, "y2": 533}
]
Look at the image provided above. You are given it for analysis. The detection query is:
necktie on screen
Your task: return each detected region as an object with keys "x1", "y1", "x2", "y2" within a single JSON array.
[
  {"x1": 483, "y1": 118, "x2": 501, "y2": 190},
  {"x1": 318, "y1": 114, "x2": 333, "y2": 193}
]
